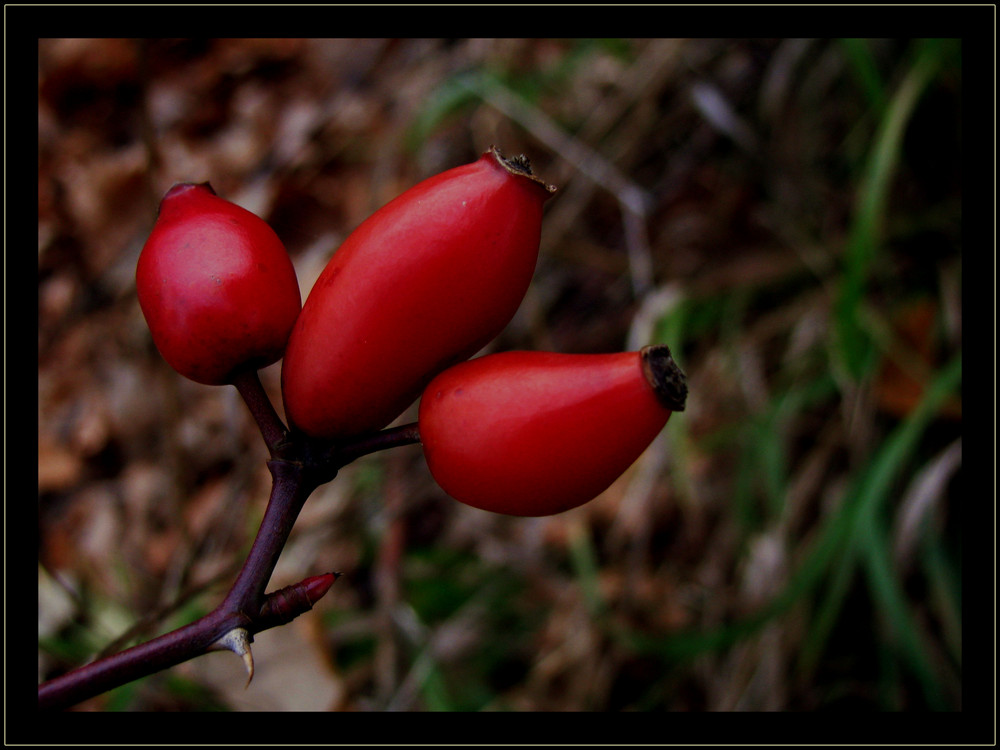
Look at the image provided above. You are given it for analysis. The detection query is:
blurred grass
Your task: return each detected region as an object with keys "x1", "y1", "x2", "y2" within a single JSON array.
[
  {"x1": 835, "y1": 38, "x2": 952, "y2": 381},
  {"x1": 36, "y1": 37, "x2": 965, "y2": 716}
]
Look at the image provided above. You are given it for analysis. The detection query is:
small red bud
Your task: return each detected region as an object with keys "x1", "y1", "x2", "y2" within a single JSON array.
[
  {"x1": 258, "y1": 572, "x2": 341, "y2": 624},
  {"x1": 301, "y1": 572, "x2": 340, "y2": 606}
]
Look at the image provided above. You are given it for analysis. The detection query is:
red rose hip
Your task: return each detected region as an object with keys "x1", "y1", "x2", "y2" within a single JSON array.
[
  {"x1": 418, "y1": 346, "x2": 687, "y2": 516},
  {"x1": 136, "y1": 183, "x2": 302, "y2": 385},
  {"x1": 281, "y1": 147, "x2": 555, "y2": 439}
]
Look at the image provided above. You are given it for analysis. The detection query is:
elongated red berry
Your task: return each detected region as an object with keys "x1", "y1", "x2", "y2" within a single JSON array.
[
  {"x1": 418, "y1": 346, "x2": 687, "y2": 516},
  {"x1": 136, "y1": 183, "x2": 302, "y2": 385},
  {"x1": 281, "y1": 146, "x2": 555, "y2": 439}
]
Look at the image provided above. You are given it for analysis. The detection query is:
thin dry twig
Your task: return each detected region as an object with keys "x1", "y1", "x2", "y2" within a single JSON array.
[{"x1": 462, "y1": 75, "x2": 656, "y2": 297}]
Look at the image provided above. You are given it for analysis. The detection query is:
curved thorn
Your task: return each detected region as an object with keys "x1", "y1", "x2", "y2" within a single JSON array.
[
  {"x1": 240, "y1": 649, "x2": 255, "y2": 689},
  {"x1": 209, "y1": 627, "x2": 255, "y2": 687}
]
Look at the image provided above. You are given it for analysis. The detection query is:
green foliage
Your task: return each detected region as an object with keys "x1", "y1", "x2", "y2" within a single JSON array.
[
  {"x1": 834, "y1": 39, "x2": 953, "y2": 382},
  {"x1": 616, "y1": 38, "x2": 963, "y2": 710},
  {"x1": 398, "y1": 545, "x2": 538, "y2": 710}
]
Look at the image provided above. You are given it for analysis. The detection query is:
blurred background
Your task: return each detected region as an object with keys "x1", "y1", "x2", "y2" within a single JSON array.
[{"x1": 38, "y1": 38, "x2": 964, "y2": 713}]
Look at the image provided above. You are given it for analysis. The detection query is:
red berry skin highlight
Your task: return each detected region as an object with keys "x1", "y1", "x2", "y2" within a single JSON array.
[
  {"x1": 281, "y1": 147, "x2": 555, "y2": 439},
  {"x1": 136, "y1": 183, "x2": 302, "y2": 386},
  {"x1": 418, "y1": 348, "x2": 686, "y2": 517}
]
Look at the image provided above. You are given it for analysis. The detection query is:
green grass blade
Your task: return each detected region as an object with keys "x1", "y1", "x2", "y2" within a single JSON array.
[
  {"x1": 851, "y1": 354, "x2": 962, "y2": 709},
  {"x1": 616, "y1": 354, "x2": 960, "y2": 681},
  {"x1": 922, "y1": 531, "x2": 962, "y2": 667},
  {"x1": 569, "y1": 518, "x2": 606, "y2": 617},
  {"x1": 836, "y1": 39, "x2": 946, "y2": 380},
  {"x1": 840, "y1": 38, "x2": 888, "y2": 116}
]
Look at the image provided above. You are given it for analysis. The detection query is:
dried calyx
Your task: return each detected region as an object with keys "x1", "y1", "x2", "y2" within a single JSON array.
[
  {"x1": 640, "y1": 345, "x2": 688, "y2": 412},
  {"x1": 488, "y1": 145, "x2": 557, "y2": 194}
]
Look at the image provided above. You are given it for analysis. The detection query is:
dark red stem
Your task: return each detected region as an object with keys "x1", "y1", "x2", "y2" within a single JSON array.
[
  {"x1": 220, "y1": 460, "x2": 317, "y2": 616},
  {"x1": 37, "y1": 609, "x2": 242, "y2": 711},
  {"x1": 37, "y1": 384, "x2": 422, "y2": 710},
  {"x1": 231, "y1": 368, "x2": 289, "y2": 457},
  {"x1": 332, "y1": 422, "x2": 422, "y2": 465}
]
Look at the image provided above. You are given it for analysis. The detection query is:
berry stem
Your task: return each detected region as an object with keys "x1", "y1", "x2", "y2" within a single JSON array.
[
  {"x1": 231, "y1": 368, "x2": 289, "y2": 457},
  {"x1": 37, "y1": 420, "x2": 421, "y2": 710},
  {"x1": 36, "y1": 556, "x2": 342, "y2": 711},
  {"x1": 220, "y1": 460, "x2": 317, "y2": 616},
  {"x1": 334, "y1": 422, "x2": 421, "y2": 465}
]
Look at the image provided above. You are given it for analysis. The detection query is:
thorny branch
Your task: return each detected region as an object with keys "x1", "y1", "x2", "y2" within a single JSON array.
[{"x1": 37, "y1": 370, "x2": 421, "y2": 711}]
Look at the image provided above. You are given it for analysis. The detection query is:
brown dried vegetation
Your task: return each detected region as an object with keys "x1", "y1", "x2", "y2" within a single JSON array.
[{"x1": 37, "y1": 38, "x2": 965, "y2": 715}]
